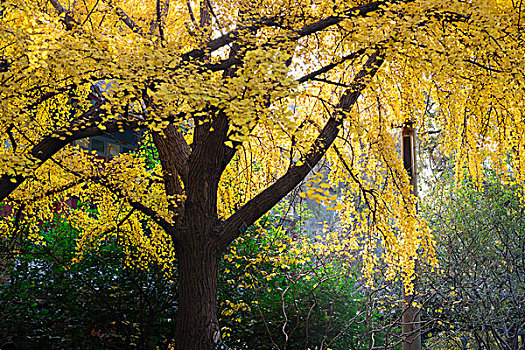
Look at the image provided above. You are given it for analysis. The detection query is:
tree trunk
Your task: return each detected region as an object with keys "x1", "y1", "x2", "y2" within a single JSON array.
[
  {"x1": 402, "y1": 280, "x2": 421, "y2": 350},
  {"x1": 175, "y1": 239, "x2": 220, "y2": 350}
]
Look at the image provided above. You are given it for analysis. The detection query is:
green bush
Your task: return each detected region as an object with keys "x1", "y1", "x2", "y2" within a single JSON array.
[
  {"x1": 0, "y1": 217, "x2": 177, "y2": 349},
  {"x1": 217, "y1": 213, "x2": 371, "y2": 350},
  {"x1": 1, "y1": 207, "x2": 382, "y2": 349}
]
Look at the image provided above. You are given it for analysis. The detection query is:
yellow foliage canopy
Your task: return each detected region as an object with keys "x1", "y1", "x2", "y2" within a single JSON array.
[{"x1": 0, "y1": 0, "x2": 523, "y2": 293}]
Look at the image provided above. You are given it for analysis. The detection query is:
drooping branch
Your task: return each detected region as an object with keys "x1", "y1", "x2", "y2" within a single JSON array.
[
  {"x1": 218, "y1": 51, "x2": 383, "y2": 250},
  {"x1": 100, "y1": 180, "x2": 179, "y2": 241},
  {"x1": 0, "y1": 104, "x2": 145, "y2": 202}
]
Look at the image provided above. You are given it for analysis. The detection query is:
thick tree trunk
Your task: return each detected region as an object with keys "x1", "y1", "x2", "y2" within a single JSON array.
[{"x1": 175, "y1": 239, "x2": 220, "y2": 350}]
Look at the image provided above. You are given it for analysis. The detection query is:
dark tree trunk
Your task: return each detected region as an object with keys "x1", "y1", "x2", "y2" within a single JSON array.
[{"x1": 175, "y1": 237, "x2": 220, "y2": 350}]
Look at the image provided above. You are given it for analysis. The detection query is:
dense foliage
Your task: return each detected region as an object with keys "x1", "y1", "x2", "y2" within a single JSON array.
[
  {"x1": 1, "y1": 208, "x2": 382, "y2": 350},
  {"x1": 218, "y1": 210, "x2": 369, "y2": 350},
  {"x1": 0, "y1": 216, "x2": 178, "y2": 349}
]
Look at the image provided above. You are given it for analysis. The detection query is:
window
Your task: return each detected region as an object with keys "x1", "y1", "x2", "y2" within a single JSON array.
[
  {"x1": 108, "y1": 143, "x2": 120, "y2": 157},
  {"x1": 91, "y1": 139, "x2": 105, "y2": 154},
  {"x1": 76, "y1": 138, "x2": 90, "y2": 150}
]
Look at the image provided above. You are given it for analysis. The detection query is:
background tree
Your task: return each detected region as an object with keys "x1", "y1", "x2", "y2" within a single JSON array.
[
  {"x1": 422, "y1": 172, "x2": 525, "y2": 350},
  {"x1": 1, "y1": 0, "x2": 524, "y2": 348}
]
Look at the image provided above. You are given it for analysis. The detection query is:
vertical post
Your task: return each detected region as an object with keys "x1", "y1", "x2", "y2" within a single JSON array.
[{"x1": 401, "y1": 122, "x2": 421, "y2": 350}]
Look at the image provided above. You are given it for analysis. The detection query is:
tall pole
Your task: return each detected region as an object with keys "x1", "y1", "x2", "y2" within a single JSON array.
[{"x1": 401, "y1": 122, "x2": 421, "y2": 350}]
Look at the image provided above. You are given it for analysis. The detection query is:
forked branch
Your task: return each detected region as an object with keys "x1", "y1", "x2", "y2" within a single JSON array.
[{"x1": 218, "y1": 51, "x2": 384, "y2": 250}]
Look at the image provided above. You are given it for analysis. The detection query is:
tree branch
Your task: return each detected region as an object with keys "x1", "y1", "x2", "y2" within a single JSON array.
[
  {"x1": 464, "y1": 59, "x2": 505, "y2": 73},
  {"x1": 0, "y1": 103, "x2": 145, "y2": 202},
  {"x1": 150, "y1": 0, "x2": 170, "y2": 38},
  {"x1": 114, "y1": 5, "x2": 147, "y2": 36},
  {"x1": 218, "y1": 51, "x2": 383, "y2": 250},
  {"x1": 295, "y1": 47, "x2": 368, "y2": 84},
  {"x1": 179, "y1": 0, "x2": 390, "y2": 65},
  {"x1": 48, "y1": 0, "x2": 78, "y2": 29},
  {"x1": 153, "y1": 124, "x2": 190, "y2": 190},
  {"x1": 99, "y1": 180, "x2": 179, "y2": 242}
]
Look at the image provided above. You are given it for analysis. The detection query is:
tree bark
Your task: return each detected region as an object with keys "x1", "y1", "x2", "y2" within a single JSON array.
[{"x1": 175, "y1": 236, "x2": 220, "y2": 350}]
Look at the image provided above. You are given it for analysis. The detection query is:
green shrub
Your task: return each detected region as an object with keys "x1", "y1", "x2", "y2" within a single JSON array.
[{"x1": 0, "y1": 217, "x2": 177, "y2": 349}]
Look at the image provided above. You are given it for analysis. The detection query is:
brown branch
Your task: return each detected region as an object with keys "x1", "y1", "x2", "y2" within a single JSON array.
[
  {"x1": 6, "y1": 125, "x2": 17, "y2": 153},
  {"x1": 218, "y1": 51, "x2": 383, "y2": 250},
  {"x1": 295, "y1": 1, "x2": 386, "y2": 39},
  {"x1": 464, "y1": 59, "x2": 505, "y2": 73},
  {"x1": 48, "y1": 0, "x2": 67, "y2": 15},
  {"x1": 114, "y1": 6, "x2": 146, "y2": 36},
  {"x1": 150, "y1": 0, "x2": 170, "y2": 38},
  {"x1": 48, "y1": 0, "x2": 78, "y2": 29},
  {"x1": 186, "y1": 1, "x2": 197, "y2": 25},
  {"x1": 153, "y1": 124, "x2": 190, "y2": 191},
  {"x1": 179, "y1": 0, "x2": 390, "y2": 65},
  {"x1": 310, "y1": 78, "x2": 351, "y2": 88},
  {"x1": 97, "y1": 179, "x2": 179, "y2": 241},
  {"x1": 157, "y1": 0, "x2": 169, "y2": 40},
  {"x1": 28, "y1": 175, "x2": 101, "y2": 203},
  {"x1": 199, "y1": 0, "x2": 212, "y2": 28},
  {"x1": 183, "y1": 109, "x2": 232, "y2": 225},
  {"x1": 205, "y1": 1, "x2": 391, "y2": 72},
  {"x1": 0, "y1": 103, "x2": 145, "y2": 202},
  {"x1": 127, "y1": 198, "x2": 178, "y2": 240},
  {"x1": 295, "y1": 47, "x2": 368, "y2": 84}
]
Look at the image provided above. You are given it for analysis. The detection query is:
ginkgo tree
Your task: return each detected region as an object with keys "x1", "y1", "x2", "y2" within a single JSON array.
[{"x1": 0, "y1": 0, "x2": 523, "y2": 348}]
